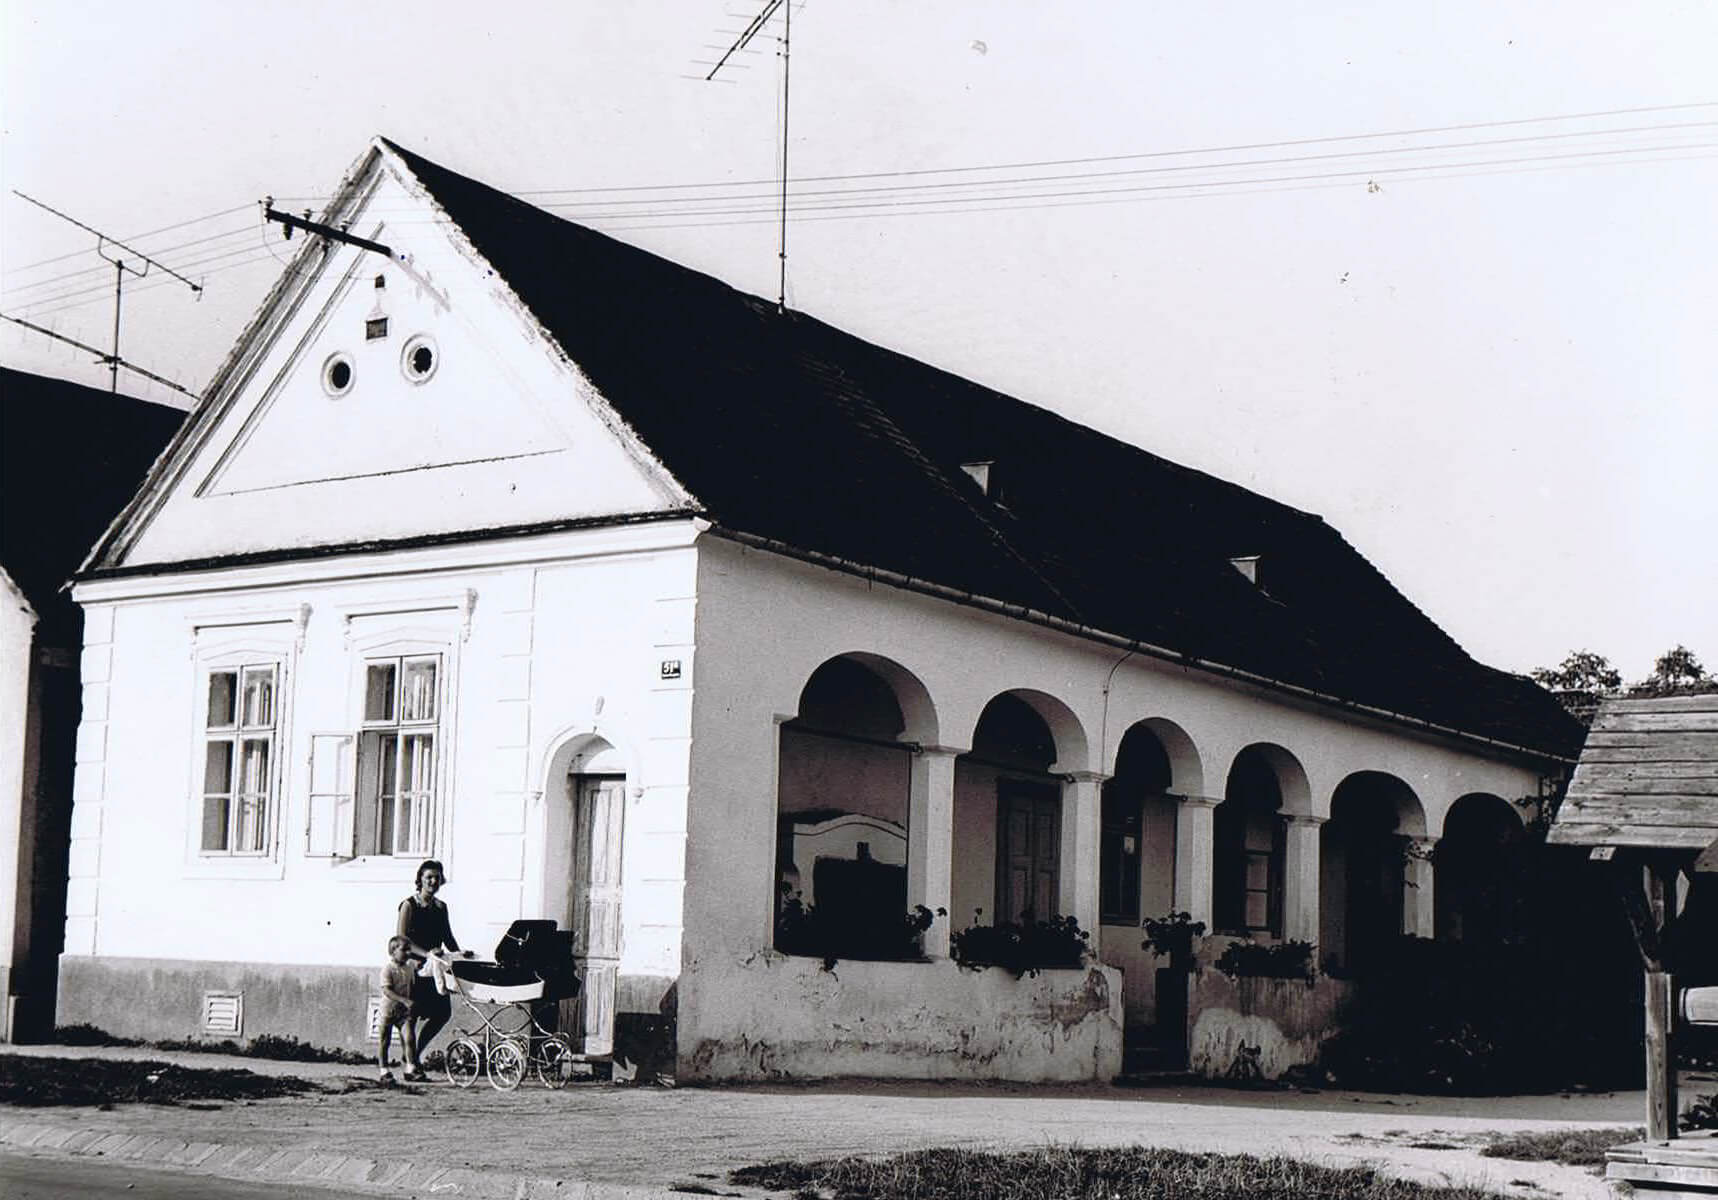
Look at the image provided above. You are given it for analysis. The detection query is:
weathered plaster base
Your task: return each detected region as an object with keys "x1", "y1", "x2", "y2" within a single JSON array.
[
  {"x1": 58, "y1": 956, "x2": 377, "y2": 1051},
  {"x1": 1186, "y1": 971, "x2": 1354, "y2": 1080},
  {"x1": 58, "y1": 956, "x2": 673, "y2": 1060},
  {"x1": 681, "y1": 955, "x2": 1123, "y2": 1083}
]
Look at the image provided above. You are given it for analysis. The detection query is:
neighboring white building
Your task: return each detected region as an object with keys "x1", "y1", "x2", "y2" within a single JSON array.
[
  {"x1": 58, "y1": 139, "x2": 1580, "y2": 1082},
  {"x1": 1, "y1": 368, "x2": 184, "y2": 1043}
]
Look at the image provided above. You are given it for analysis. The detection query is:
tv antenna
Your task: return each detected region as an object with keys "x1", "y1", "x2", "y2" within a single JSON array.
[
  {"x1": 11, "y1": 191, "x2": 203, "y2": 393},
  {"x1": 703, "y1": 0, "x2": 799, "y2": 313}
]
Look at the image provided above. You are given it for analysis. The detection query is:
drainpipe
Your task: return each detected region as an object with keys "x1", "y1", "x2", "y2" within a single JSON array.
[{"x1": 702, "y1": 523, "x2": 1573, "y2": 768}]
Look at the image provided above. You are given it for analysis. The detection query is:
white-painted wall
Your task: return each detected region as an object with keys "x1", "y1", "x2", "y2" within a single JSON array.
[
  {"x1": 682, "y1": 537, "x2": 1547, "y2": 1069},
  {"x1": 120, "y1": 157, "x2": 687, "y2": 569},
  {"x1": 0, "y1": 571, "x2": 37, "y2": 1031},
  {"x1": 67, "y1": 523, "x2": 697, "y2": 999}
]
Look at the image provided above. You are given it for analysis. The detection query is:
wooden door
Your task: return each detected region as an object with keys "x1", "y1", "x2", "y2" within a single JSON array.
[
  {"x1": 564, "y1": 776, "x2": 624, "y2": 1057},
  {"x1": 997, "y1": 780, "x2": 1060, "y2": 924}
]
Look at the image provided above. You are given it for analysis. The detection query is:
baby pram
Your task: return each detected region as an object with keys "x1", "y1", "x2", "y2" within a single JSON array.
[{"x1": 438, "y1": 920, "x2": 581, "y2": 1090}]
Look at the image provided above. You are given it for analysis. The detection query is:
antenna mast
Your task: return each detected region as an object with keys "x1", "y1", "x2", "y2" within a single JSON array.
[
  {"x1": 705, "y1": 0, "x2": 796, "y2": 313},
  {"x1": 12, "y1": 191, "x2": 203, "y2": 392}
]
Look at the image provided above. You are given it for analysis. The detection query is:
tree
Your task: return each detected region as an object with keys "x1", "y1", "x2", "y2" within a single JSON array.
[
  {"x1": 1531, "y1": 649, "x2": 1622, "y2": 723},
  {"x1": 1631, "y1": 645, "x2": 1716, "y2": 697}
]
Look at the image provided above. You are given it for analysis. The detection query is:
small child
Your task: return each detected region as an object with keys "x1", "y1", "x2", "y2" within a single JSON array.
[{"x1": 377, "y1": 935, "x2": 420, "y2": 1084}]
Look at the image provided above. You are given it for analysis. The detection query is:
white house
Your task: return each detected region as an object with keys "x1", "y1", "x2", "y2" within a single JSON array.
[
  {"x1": 1, "y1": 368, "x2": 183, "y2": 1042},
  {"x1": 57, "y1": 139, "x2": 1581, "y2": 1082}
]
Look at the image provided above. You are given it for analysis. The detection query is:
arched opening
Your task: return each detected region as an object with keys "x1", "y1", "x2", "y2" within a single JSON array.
[
  {"x1": 1435, "y1": 793, "x2": 1525, "y2": 945},
  {"x1": 952, "y1": 693, "x2": 1069, "y2": 928},
  {"x1": 774, "y1": 656, "x2": 922, "y2": 960},
  {"x1": 1320, "y1": 771, "x2": 1422, "y2": 974},
  {"x1": 1214, "y1": 747, "x2": 1289, "y2": 937},
  {"x1": 1100, "y1": 724, "x2": 1176, "y2": 926},
  {"x1": 542, "y1": 732, "x2": 626, "y2": 1056}
]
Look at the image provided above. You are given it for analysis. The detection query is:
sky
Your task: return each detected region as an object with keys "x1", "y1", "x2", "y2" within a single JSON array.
[{"x1": 2, "y1": 2, "x2": 1714, "y2": 684}]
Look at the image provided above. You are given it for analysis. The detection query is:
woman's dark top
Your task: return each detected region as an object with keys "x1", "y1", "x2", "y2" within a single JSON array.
[{"x1": 397, "y1": 895, "x2": 459, "y2": 959}]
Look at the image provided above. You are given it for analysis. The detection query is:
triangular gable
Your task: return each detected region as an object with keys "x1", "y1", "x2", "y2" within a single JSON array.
[{"x1": 94, "y1": 141, "x2": 694, "y2": 572}]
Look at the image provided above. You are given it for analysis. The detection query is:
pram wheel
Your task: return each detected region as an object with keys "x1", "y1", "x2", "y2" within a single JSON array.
[
  {"x1": 489, "y1": 1038, "x2": 527, "y2": 1091},
  {"x1": 536, "y1": 1035, "x2": 575, "y2": 1088},
  {"x1": 445, "y1": 1037, "x2": 482, "y2": 1088}
]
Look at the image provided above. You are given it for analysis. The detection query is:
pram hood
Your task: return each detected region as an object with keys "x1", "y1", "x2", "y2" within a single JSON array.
[{"x1": 449, "y1": 920, "x2": 581, "y2": 1001}]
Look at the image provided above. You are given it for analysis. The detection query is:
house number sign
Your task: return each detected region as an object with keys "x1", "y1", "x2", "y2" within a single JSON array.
[{"x1": 660, "y1": 660, "x2": 682, "y2": 680}]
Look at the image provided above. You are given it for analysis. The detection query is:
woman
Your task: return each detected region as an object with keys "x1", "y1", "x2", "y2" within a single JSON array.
[{"x1": 396, "y1": 858, "x2": 461, "y2": 1081}]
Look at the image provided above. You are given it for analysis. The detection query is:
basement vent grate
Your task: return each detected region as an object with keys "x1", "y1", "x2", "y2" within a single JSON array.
[{"x1": 201, "y1": 991, "x2": 243, "y2": 1037}]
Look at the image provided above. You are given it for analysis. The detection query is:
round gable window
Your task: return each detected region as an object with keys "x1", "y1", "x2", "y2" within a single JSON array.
[
  {"x1": 322, "y1": 353, "x2": 354, "y2": 397},
  {"x1": 401, "y1": 335, "x2": 438, "y2": 384}
]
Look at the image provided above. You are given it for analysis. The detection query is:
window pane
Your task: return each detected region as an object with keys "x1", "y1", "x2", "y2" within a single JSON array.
[
  {"x1": 201, "y1": 794, "x2": 230, "y2": 852},
  {"x1": 355, "y1": 731, "x2": 382, "y2": 857},
  {"x1": 377, "y1": 734, "x2": 398, "y2": 852},
  {"x1": 207, "y1": 672, "x2": 237, "y2": 729},
  {"x1": 1244, "y1": 854, "x2": 1270, "y2": 891},
  {"x1": 240, "y1": 667, "x2": 275, "y2": 729},
  {"x1": 203, "y1": 740, "x2": 234, "y2": 794},
  {"x1": 401, "y1": 659, "x2": 438, "y2": 722},
  {"x1": 1244, "y1": 891, "x2": 1269, "y2": 930},
  {"x1": 365, "y1": 663, "x2": 397, "y2": 722},
  {"x1": 240, "y1": 738, "x2": 271, "y2": 796}
]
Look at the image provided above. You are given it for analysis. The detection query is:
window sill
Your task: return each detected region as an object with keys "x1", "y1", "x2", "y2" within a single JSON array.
[
  {"x1": 182, "y1": 854, "x2": 287, "y2": 882},
  {"x1": 319, "y1": 855, "x2": 428, "y2": 884}
]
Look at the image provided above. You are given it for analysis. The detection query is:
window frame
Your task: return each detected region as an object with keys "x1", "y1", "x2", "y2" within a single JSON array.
[
  {"x1": 354, "y1": 652, "x2": 444, "y2": 859},
  {"x1": 325, "y1": 620, "x2": 461, "y2": 878},
  {"x1": 199, "y1": 662, "x2": 281, "y2": 857},
  {"x1": 183, "y1": 625, "x2": 297, "y2": 879},
  {"x1": 1098, "y1": 785, "x2": 1145, "y2": 925}
]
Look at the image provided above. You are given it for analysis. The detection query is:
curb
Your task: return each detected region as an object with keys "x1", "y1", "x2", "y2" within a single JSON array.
[{"x1": 0, "y1": 1119, "x2": 700, "y2": 1199}]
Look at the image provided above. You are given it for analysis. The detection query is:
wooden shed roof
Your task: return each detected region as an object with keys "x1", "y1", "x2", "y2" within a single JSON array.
[{"x1": 1549, "y1": 694, "x2": 1718, "y2": 851}]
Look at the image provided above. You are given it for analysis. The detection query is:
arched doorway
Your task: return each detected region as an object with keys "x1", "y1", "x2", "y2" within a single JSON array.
[
  {"x1": 954, "y1": 693, "x2": 1066, "y2": 926},
  {"x1": 1435, "y1": 793, "x2": 1525, "y2": 945},
  {"x1": 543, "y1": 735, "x2": 626, "y2": 1056},
  {"x1": 1214, "y1": 747, "x2": 1290, "y2": 937},
  {"x1": 774, "y1": 656, "x2": 919, "y2": 960},
  {"x1": 1321, "y1": 772, "x2": 1423, "y2": 974}
]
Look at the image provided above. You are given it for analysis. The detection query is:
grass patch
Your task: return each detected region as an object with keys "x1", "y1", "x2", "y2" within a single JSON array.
[
  {"x1": 732, "y1": 1146, "x2": 1514, "y2": 1199},
  {"x1": 0, "y1": 1053, "x2": 321, "y2": 1107},
  {"x1": 1479, "y1": 1128, "x2": 1642, "y2": 1167}
]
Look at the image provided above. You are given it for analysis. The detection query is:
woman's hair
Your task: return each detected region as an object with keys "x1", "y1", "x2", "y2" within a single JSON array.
[
  {"x1": 387, "y1": 935, "x2": 408, "y2": 953},
  {"x1": 415, "y1": 859, "x2": 446, "y2": 888}
]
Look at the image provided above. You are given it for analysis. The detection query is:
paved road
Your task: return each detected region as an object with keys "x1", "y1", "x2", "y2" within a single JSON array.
[{"x1": 0, "y1": 1152, "x2": 374, "y2": 1199}]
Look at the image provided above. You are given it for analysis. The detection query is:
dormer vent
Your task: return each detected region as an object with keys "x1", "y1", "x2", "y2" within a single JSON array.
[
  {"x1": 1230, "y1": 555, "x2": 1260, "y2": 585},
  {"x1": 960, "y1": 461, "x2": 994, "y2": 494},
  {"x1": 365, "y1": 316, "x2": 389, "y2": 341}
]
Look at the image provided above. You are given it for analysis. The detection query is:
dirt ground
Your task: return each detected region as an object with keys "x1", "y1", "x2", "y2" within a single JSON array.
[{"x1": 0, "y1": 1044, "x2": 1690, "y2": 1199}]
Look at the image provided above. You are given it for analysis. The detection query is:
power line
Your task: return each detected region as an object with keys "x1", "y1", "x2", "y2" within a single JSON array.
[
  {"x1": 8, "y1": 118, "x2": 1704, "y2": 306},
  {"x1": 264, "y1": 100, "x2": 1718, "y2": 203}
]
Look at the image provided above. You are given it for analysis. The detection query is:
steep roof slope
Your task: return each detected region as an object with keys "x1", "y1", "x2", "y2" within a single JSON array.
[
  {"x1": 0, "y1": 368, "x2": 185, "y2": 642},
  {"x1": 388, "y1": 143, "x2": 1578, "y2": 759}
]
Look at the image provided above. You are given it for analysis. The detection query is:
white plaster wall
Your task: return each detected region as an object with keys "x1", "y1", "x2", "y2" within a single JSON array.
[
  {"x1": 686, "y1": 956, "x2": 1123, "y2": 1083},
  {"x1": 682, "y1": 538, "x2": 1550, "y2": 1067},
  {"x1": 0, "y1": 577, "x2": 36, "y2": 1007},
  {"x1": 66, "y1": 523, "x2": 696, "y2": 992},
  {"x1": 122, "y1": 157, "x2": 686, "y2": 568}
]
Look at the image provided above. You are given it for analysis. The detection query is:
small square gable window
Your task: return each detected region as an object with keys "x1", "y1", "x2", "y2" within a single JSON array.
[{"x1": 366, "y1": 317, "x2": 389, "y2": 341}]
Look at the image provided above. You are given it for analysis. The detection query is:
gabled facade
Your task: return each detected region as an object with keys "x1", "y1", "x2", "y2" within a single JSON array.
[{"x1": 60, "y1": 140, "x2": 1581, "y2": 1081}]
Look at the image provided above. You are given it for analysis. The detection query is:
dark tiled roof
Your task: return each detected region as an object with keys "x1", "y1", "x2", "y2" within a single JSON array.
[
  {"x1": 0, "y1": 367, "x2": 185, "y2": 643},
  {"x1": 389, "y1": 143, "x2": 1581, "y2": 759}
]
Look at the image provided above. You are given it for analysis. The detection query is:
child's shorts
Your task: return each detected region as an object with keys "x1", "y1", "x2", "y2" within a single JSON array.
[{"x1": 379, "y1": 998, "x2": 410, "y2": 1028}]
